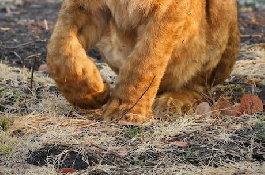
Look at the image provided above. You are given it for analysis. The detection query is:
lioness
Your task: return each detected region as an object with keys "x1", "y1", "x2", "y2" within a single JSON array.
[{"x1": 47, "y1": 0, "x2": 240, "y2": 122}]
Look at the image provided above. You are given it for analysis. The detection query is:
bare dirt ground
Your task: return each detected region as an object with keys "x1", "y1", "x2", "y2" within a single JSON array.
[{"x1": 0, "y1": 0, "x2": 264, "y2": 174}]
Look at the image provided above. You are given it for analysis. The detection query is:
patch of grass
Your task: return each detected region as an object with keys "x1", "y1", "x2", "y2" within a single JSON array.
[
  {"x1": 123, "y1": 126, "x2": 142, "y2": 139},
  {"x1": 222, "y1": 83, "x2": 246, "y2": 96},
  {"x1": 256, "y1": 114, "x2": 265, "y2": 121},
  {"x1": 253, "y1": 122, "x2": 265, "y2": 142},
  {"x1": 135, "y1": 158, "x2": 146, "y2": 166},
  {"x1": 14, "y1": 91, "x2": 20, "y2": 100},
  {"x1": 0, "y1": 132, "x2": 18, "y2": 155},
  {"x1": 178, "y1": 151, "x2": 197, "y2": 163},
  {"x1": 1, "y1": 117, "x2": 11, "y2": 131}
]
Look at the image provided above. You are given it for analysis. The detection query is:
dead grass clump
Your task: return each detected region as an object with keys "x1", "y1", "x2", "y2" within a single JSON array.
[{"x1": 0, "y1": 63, "x2": 264, "y2": 174}]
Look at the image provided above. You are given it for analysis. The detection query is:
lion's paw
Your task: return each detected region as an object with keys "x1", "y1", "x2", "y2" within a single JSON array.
[
  {"x1": 153, "y1": 92, "x2": 198, "y2": 117},
  {"x1": 102, "y1": 98, "x2": 152, "y2": 123}
]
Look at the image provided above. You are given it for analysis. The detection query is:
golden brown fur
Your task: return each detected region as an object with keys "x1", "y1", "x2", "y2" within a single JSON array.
[{"x1": 47, "y1": 0, "x2": 240, "y2": 122}]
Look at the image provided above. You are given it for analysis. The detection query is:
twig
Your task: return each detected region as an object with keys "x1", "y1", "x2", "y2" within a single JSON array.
[
  {"x1": 122, "y1": 76, "x2": 156, "y2": 116},
  {"x1": 24, "y1": 53, "x2": 42, "y2": 60},
  {"x1": 44, "y1": 19, "x2": 48, "y2": 30},
  {"x1": 30, "y1": 57, "x2": 37, "y2": 90},
  {"x1": 240, "y1": 34, "x2": 263, "y2": 38},
  {"x1": 165, "y1": 130, "x2": 200, "y2": 142},
  {"x1": 89, "y1": 142, "x2": 108, "y2": 151},
  {"x1": 13, "y1": 51, "x2": 22, "y2": 61},
  {"x1": 24, "y1": 53, "x2": 42, "y2": 90},
  {"x1": 0, "y1": 40, "x2": 46, "y2": 49}
]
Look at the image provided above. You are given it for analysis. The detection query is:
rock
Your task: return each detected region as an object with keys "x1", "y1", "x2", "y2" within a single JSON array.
[
  {"x1": 240, "y1": 94, "x2": 263, "y2": 114},
  {"x1": 38, "y1": 64, "x2": 47, "y2": 72}
]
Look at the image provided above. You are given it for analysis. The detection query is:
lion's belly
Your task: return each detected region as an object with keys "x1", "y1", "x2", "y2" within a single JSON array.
[{"x1": 98, "y1": 20, "x2": 137, "y2": 73}]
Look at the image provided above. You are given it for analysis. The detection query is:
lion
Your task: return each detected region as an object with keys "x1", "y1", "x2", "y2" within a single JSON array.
[{"x1": 47, "y1": 0, "x2": 240, "y2": 122}]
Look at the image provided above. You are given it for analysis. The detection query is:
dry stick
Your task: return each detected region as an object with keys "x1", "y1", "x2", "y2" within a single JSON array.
[
  {"x1": 26, "y1": 53, "x2": 42, "y2": 89},
  {"x1": 165, "y1": 130, "x2": 200, "y2": 143},
  {"x1": 44, "y1": 19, "x2": 48, "y2": 30},
  {"x1": 122, "y1": 76, "x2": 156, "y2": 117},
  {"x1": 0, "y1": 40, "x2": 46, "y2": 49},
  {"x1": 30, "y1": 55, "x2": 41, "y2": 90},
  {"x1": 240, "y1": 34, "x2": 263, "y2": 38},
  {"x1": 165, "y1": 125, "x2": 208, "y2": 143},
  {"x1": 30, "y1": 57, "x2": 36, "y2": 90},
  {"x1": 24, "y1": 53, "x2": 42, "y2": 60}
]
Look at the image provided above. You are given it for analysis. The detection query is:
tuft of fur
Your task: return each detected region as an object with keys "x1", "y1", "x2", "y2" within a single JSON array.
[{"x1": 47, "y1": 0, "x2": 240, "y2": 122}]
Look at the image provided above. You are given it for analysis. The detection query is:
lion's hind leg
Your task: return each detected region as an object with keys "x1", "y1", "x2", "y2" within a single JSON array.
[{"x1": 153, "y1": 26, "x2": 240, "y2": 118}]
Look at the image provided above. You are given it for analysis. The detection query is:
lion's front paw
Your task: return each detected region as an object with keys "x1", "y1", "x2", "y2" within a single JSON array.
[{"x1": 102, "y1": 98, "x2": 152, "y2": 123}]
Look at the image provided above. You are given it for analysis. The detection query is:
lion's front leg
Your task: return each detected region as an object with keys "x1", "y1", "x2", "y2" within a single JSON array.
[
  {"x1": 47, "y1": 1, "x2": 111, "y2": 109},
  {"x1": 102, "y1": 21, "x2": 178, "y2": 122}
]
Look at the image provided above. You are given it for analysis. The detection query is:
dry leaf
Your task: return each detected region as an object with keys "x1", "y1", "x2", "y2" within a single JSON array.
[
  {"x1": 170, "y1": 141, "x2": 189, "y2": 147},
  {"x1": 240, "y1": 94, "x2": 263, "y2": 115},
  {"x1": 58, "y1": 168, "x2": 77, "y2": 174}
]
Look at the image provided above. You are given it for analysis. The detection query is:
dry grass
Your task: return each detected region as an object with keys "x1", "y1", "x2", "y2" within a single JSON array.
[
  {"x1": 232, "y1": 43, "x2": 265, "y2": 84},
  {"x1": 0, "y1": 62, "x2": 264, "y2": 175}
]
